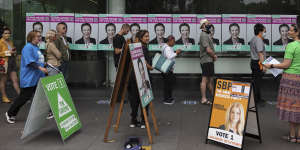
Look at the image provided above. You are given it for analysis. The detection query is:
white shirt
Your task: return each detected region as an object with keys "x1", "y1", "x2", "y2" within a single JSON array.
[{"x1": 162, "y1": 44, "x2": 177, "y2": 61}]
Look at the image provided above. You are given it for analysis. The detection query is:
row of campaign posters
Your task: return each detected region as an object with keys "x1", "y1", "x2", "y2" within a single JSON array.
[{"x1": 26, "y1": 13, "x2": 297, "y2": 52}]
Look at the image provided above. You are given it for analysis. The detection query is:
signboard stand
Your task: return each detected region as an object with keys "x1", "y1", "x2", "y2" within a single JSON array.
[
  {"x1": 205, "y1": 79, "x2": 262, "y2": 150},
  {"x1": 21, "y1": 74, "x2": 82, "y2": 141},
  {"x1": 103, "y1": 41, "x2": 159, "y2": 144}
]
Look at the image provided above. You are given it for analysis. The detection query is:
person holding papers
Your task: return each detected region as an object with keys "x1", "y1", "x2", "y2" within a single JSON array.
[
  {"x1": 249, "y1": 23, "x2": 267, "y2": 106},
  {"x1": 161, "y1": 35, "x2": 181, "y2": 105},
  {"x1": 264, "y1": 24, "x2": 300, "y2": 143}
]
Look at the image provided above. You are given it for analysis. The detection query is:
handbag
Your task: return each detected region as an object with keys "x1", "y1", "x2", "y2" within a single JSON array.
[
  {"x1": 0, "y1": 58, "x2": 8, "y2": 74},
  {"x1": 152, "y1": 53, "x2": 175, "y2": 73}
]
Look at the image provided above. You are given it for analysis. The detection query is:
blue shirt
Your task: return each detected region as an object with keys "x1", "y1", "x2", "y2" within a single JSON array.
[{"x1": 20, "y1": 43, "x2": 45, "y2": 88}]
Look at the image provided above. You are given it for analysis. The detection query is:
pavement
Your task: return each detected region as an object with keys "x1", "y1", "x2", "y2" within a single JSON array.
[{"x1": 0, "y1": 76, "x2": 299, "y2": 150}]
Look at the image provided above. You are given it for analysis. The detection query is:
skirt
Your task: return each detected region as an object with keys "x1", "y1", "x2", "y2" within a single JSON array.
[{"x1": 277, "y1": 73, "x2": 300, "y2": 123}]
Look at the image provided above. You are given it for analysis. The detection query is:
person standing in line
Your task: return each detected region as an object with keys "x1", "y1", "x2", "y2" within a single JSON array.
[
  {"x1": 161, "y1": 35, "x2": 181, "y2": 105},
  {"x1": 199, "y1": 19, "x2": 217, "y2": 105},
  {"x1": 249, "y1": 23, "x2": 267, "y2": 105},
  {"x1": 5, "y1": 31, "x2": 47, "y2": 124},
  {"x1": 44, "y1": 29, "x2": 62, "y2": 119},
  {"x1": 54, "y1": 23, "x2": 70, "y2": 79},
  {"x1": 264, "y1": 24, "x2": 300, "y2": 143},
  {"x1": 0, "y1": 27, "x2": 20, "y2": 103},
  {"x1": 112, "y1": 24, "x2": 130, "y2": 69}
]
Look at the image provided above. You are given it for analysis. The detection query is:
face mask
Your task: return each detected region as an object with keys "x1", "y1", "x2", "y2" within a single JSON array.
[
  {"x1": 262, "y1": 32, "x2": 266, "y2": 38},
  {"x1": 204, "y1": 24, "x2": 212, "y2": 34}
]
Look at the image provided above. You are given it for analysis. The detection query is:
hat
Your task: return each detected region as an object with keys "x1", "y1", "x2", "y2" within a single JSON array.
[{"x1": 200, "y1": 19, "x2": 209, "y2": 28}]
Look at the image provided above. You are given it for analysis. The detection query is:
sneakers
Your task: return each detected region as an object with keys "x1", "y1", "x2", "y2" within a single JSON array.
[
  {"x1": 163, "y1": 98, "x2": 175, "y2": 105},
  {"x1": 5, "y1": 112, "x2": 15, "y2": 124},
  {"x1": 2, "y1": 97, "x2": 11, "y2": 103},
  {"x1": 129, "y1": 119, "x2": 140, "y2": 128},
  {"x1": 46, "y1": 112, "x2": 54, "y2": 119},
  {"x1": 140, "y1": 121, "x2": 146, "y2": 129}
]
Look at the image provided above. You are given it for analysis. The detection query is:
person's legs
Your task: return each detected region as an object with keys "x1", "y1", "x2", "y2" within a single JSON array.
[
  {"x1": 0, "y1": 74, "x2": 10, "y2": 102},
  {"x1": 127, "y1": 81, "x2": 140, "y2": 127},
  {"x1": 7, "y1": 87, "x2": 36, "y2": 117},
  {"x1": 289, "y1": 122, "x2": 297, "y2": 142},
  {"x1": 250, "y1": 60, "x2": 264, "y2": 103},
  {"x1": 59, "y1": 61, "x2": 69, "y2": 80},
  {"x1": 207, "y1": 77, "x2": 214, "y2": 96},
  {"x1": 9, "y1": 71, "x2": 20, "y2": 95},
  {"x1": 162, "y1": 71, "x2": 175, "y2": 104},
  {"x1": 201, "y1": 76, "x2": 209, "y2": 103}
]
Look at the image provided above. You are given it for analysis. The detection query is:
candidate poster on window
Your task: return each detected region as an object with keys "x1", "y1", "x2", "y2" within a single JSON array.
[
  {"x1": 147, "y1": 14, "x2": 172, "y2": 51},
  {"x1": 129, "y1": 43, "x2": 154, "y2": 108},
  {"x1": 197, "y1": 15, "x2": 222, "y2": 52},
  {"x1": 124, "y1": 14, "x2": 148, "y2": 41},
  {"x1": 73, "y1": 14, "x2": 98, "y2": 50},
  {"x1": 222, "y1": 14, "x2": 247, "y2": 51},
  {"x1": 172, "y1": 14, "x2": 197, "y2": 51},
  {"x1": 98, "y1": 14, "x2": 122, "y2": 51},
  {"x1": 50, "y1": 13, "x2": 74, "y2": 44},
  {"x1": 272, "y1": 15, "x2": 297, "y2": 52},
  {"x1": 26, "y1": 13, "x2": 50, "y2": 49},
  {"x1": 247, "y1": 15, "x2": 272, "y2": 51},
  {"x1": 207, "y1": 79, "x2": 250, "y2": 149}
]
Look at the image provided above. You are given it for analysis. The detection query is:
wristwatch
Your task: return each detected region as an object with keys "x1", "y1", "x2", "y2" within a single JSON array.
[{"x1": 270, "y1": 64, "x2": 274, "y2": 68}]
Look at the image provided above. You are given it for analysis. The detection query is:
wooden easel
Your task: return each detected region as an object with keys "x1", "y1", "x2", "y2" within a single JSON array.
[{"x1": 103, "y1": 41, "x2": 159, "y2": 144}]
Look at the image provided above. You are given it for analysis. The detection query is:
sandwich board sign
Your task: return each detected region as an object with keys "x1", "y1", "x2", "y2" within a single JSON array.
[
  {"x1": 206, "y1": 79, "x2": 262, "y2": 149},
  {"x1": 21, "y1": 73, "x2": 82, "y2": 141}
]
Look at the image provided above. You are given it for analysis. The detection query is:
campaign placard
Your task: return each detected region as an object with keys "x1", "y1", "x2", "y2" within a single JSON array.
[
  {"x1": 222, "y1": 14, "x2": 247, "y2": 51},
  {"x1": 73, "y1": 14, "x2": 99, "y2": 50},
  {"x1": 98, "y1": 14, "x2": 115, "y2": 51},
  {"x1": 197, "y1": 15, "x2": 222, "y2": 52},
  {"x1": 207, "y1": 79, "x2": 250, "y2": 149},
  {"x1": 22, "y1": 74, "x2": 81, "y2": 141},
  {"x1": 123, "y1": 14, "x2": 148, "y2": 41},
  {"x1": 129, "y1": 43, "x2": 154, "y2": 107},
  {"x1": 247, "y1": 15, "x2": 272, "y2": 51},
  {"x1": 272, "y1": 15, "x2": 297, "y2": 52},
  {"x1": 26, "y1": 13, "x2": 50, "y2": 49},
  {"x1": 172, "y1": 14, "x2": 198, "y2": 51},
  {"x1": 50, "y1": 13, "x2": 74, "y2": 44},
  {"x1": 148, "y1": 14, "x2": 172, "y2": 51}
]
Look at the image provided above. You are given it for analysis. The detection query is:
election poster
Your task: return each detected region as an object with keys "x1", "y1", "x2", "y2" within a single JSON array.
[
  {"x1": 172, "y1": 14, "x2": 198, "y2": 51},
  {"x1": 129, "y1": 43, "x2": 154, "y2": 107},
  {"x1": 197, "y1": 15, "x2": 222, "y2": 52},
  {"x1": 50, "y1": 13, "x2": 74, "y2": 44},
  {"x1": 272, "y1": 15, "x2": 297, "y2": 52},
  {"x1": 73, "y1": 14, "x2": 99, "y2": 50},
  {"x1": 222, "y1": 14, "x2": 247, "y2": 51},
  {"x1": 98, "y1": 14, "x2": 116, "y2": 51},
  {"x1": 247, "y1": 15, "x2": 272, "y2": 51},
  {"x1": 123, "y1": 14, "x2": 148, "y2": 41},
  {"x1": 147, "y1": 14, "x2": 172, "y2": 51},
  {"x1": 26, "y1": 13, "x2": 50, "y2": 49},
  {"x1": 207, "y1": 79, "x2": 250, "y2": 149}
]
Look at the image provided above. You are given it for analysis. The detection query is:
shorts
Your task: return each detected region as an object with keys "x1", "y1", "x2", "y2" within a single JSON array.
[
  {"x1": 201, "y1": 62, "x2": 215, "y2": 77},
  {"x1": 7, "y1": 57, "x2": 17, "y2": 74}
]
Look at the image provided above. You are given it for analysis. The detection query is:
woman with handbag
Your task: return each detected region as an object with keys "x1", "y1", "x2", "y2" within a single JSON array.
[{"x1": 0, "y1": 27, "x2": 20, "y2": 103}]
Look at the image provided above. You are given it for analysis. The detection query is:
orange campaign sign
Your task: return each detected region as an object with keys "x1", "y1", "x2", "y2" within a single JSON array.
[{"x1": 207, "y1": 79, "x2": 251, "y2": 149}]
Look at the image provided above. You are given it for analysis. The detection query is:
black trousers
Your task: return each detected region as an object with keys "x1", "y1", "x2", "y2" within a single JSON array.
[
  {"x1": 127, "y1": 73, "x2": 149, "y2": 120},
  {"x1": 250, "y1": 60, "x2": 264, "y2": 102},
  {"x1": 8, "y1": 86, "x2": 36, "y2": 116},
  {"x1": 162, "y1": 71, "x2": 176, "y2": 100}
]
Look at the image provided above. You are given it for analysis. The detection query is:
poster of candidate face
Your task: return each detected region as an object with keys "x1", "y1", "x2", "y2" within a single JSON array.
[
  {"x1": 98, "y1": 14, "x2": 113, "y2": 50},
  {"x1": 207, "y1": 79, "x2": 250, "y2": 149},
  {"x1": 147, "y1": 14, "x2": 172, "y2": 51},
  {"x1": 129, "y1": 43, "x2": 154, "y2": 108},
  {"x1": 123, "y1": 14, "x2": 148, "y2": 41},
  {"x1": 74, "y1": 14, "x2": 99, "y2": 50},
  {"x1": 26, "y1": 13, "x2": 50, "y2": 49},
  {"x1": 50, "y1": 13, "x2": 74, "y2": 44},
  {"x1": 272, "y1": 15, "x2": 297, "y2": 52},
  {"x1": 222, "y1": 14, "x2": 247, "y2": 51},
  {"x1": 197, "y1": 15, "x2": 222, "y2": 52},
  {"x1": 247, "y1": 15, "x2": 272, "y2": 51},
  {"x1": 172, "y1": 14, "x2": 197, "y2": 51}
]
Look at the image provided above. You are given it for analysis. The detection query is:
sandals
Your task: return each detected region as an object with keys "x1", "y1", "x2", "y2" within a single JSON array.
[
  {"x1": 282, "y1": 135, "x2": 297, "y2": 143},
  {"x1": 201, "y1": 99, "x2": 212, "y2": 105}
]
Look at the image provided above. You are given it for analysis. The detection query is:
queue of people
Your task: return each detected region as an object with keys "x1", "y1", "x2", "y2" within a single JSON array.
[{"x1": 1, "y1": 18, "x2": 300, "y2": 144}]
